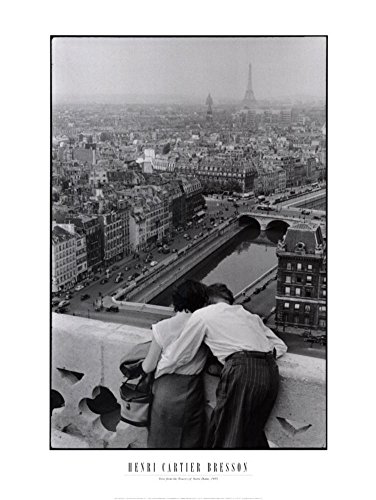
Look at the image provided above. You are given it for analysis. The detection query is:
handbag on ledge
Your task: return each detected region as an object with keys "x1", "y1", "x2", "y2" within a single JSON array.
[{"x1": 119, "y1": 360, "x2": 153, "y2": 427}]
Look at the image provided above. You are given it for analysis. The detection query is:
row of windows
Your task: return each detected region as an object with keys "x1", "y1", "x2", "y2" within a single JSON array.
[
  {"x1": 56, "y1": 241, "x2": 75, "y2": 251},
  {"x1": 104, "y1": 241, "x2": 123, "y2": 250},
  {"x1": 56, "y1": 271, "x2": 75, "y2": 283},
  {"x1": 282, "y1": 315, "x2": 326, "y2": 328},
  {"x1": 105, "y1": 232, "x2": 123, "y2": 240},
  {"x1": 103, "y1": 220, "x2": 122, "y2": 228},
  {"x1": 55, "y1": 256, "x2": 75, "y2": 268},
  {"x1": 56, "y1": 249, "x2": 75, "y2": 259},
  {"x1": 85, "y1": 227, "x2": 99, "y2": 236},
  {"x1": 197, "y1": 172, "x2": 245, "y2": 179},
  {"x1": 55, "y1": 264, "x2": 76, "y2": 276},
  {"x1": 286, "y1": 262, "x2": 313, "y2": 272},
  {"x1": 283, "y1": 303, "x2": 327, "y2": 313},
  {"x1": 284, "y1": 286, "x2": 326, "y2": 298},
  {"x1": 285, "y1": 275, "x2": 313, "y2": 284},
  {"x1": 285, "y1": 287, "x2": 301, "y2": 296}
]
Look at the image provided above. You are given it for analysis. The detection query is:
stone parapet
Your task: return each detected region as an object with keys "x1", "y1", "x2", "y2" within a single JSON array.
[
  {"x1": 51, "y1": 313, "x2": 326, "y2": 449},
  {"x1": 51, "y1": 313, "x2": 152, "y2": 448}
]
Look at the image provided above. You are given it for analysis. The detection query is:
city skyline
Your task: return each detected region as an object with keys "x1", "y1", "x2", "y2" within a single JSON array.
[
  {"x1": 52, "y1": 37, "x2": 326, "y2": 104},
  {"x1": 51, "y1": 36, "x2": 327, "y2": 450}
]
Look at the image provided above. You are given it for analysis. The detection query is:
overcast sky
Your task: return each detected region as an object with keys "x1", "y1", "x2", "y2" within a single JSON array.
[{"x1": 52, "y1": 37, "x2": 326, "y2": 102}]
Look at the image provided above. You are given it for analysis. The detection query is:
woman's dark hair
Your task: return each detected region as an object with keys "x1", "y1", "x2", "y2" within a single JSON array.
[
  {"x1": 172, "y1": 279, "x2": 209, "y2": 313},
  {"x1": 207, "y1": 283, "x2": 234, "y2": 305}
]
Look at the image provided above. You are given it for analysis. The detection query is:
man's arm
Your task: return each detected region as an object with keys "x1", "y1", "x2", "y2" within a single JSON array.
[
  {"x1": 257, "y1": 316, "x2": 287, "y2": 358},
  {"x1": 142, "y1": 337, "x2": 162, "y2": 374},
  {"x1": 156, "y1": 313, "x2": 206, "y2": 377}
]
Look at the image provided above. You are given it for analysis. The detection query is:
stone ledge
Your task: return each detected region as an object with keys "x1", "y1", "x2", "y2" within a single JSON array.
[
  {"x1": 51, "y1": 428, "x2": 90, "y2": 448},
  {"x1": 51, "y1": 314, "x2": 326, "y2": 449}
]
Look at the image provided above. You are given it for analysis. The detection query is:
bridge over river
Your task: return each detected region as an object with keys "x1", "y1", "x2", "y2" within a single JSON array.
[{"x1": 111, "y1": 207, "x2": 326, "y2": 305}]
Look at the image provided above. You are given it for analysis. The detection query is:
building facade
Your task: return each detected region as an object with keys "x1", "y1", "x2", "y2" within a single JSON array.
[
  {"x1": 275, "y1": 222, "x2": 327, "y2": 332},
  {"x1": 177, "y1": 158, "x2": 256, "y2": 193},
  {"x1": 128, "y1": 186, "x2": 172, "y2": 251},
  {"x1": 52, "y1": 225, "x2": 77, "y2": 293},
  {"x1": 53, "y1": 223, "x2": 88, "y2": 282},
  {"x1": 166, "y1": 180, "x2": 186, "y2": 228},
  {"x1": 68, "y1": 215, "x2": 102, "y2": 274},
  {"x1": 177, "y1": 177, "x2": 204, "y2": 221},
  {"x1": 99, "y1": 211, "x2": 126, "y2": 267}
]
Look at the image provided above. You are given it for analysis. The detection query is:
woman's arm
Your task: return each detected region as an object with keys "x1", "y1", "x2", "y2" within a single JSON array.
[{"x1": 142, "y1": 337, "x2": 162, "y2": 373}]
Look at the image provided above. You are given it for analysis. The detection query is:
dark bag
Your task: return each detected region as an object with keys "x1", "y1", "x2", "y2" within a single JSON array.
[{"x1": 120, "y1": 367, "x2": 153, "y2": 427}]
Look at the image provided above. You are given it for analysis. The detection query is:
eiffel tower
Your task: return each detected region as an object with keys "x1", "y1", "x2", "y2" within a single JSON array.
[
  {"x1": 242, "y1": 63, "x2": 257, "y2": 108},
  {"x1": 206, "y1": 93, "x2": 213, "y2": 120}
]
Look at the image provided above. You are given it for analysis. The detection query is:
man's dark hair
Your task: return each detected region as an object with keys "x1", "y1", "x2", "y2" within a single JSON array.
[
  {"x1": 207, "y1": 283, "x2": 234, "y2": 305},
  {"x1": 172, "y1": 279, "x2": 209, "y2": 313}
]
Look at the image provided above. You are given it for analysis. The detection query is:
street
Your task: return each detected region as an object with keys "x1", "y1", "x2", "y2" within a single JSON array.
[
  {"x1": 52, "y1": 198, "x2": 241, "y2": 317},
  {"x1": 53, "y1": 185, "x2": 326, "y2": 319}
]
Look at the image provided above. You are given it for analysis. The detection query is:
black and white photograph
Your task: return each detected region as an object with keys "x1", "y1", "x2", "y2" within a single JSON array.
[
  {"x1": 51, "y1": 36, "x2": 327, "y2": 450},
  {"x1": 4, "y1": 0, "x2": 376, "y2": 498}
]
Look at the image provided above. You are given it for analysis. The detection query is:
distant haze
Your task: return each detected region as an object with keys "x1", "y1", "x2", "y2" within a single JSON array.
[{"x1": 52, "y1": 37, "x2": 326, "y2": 104}]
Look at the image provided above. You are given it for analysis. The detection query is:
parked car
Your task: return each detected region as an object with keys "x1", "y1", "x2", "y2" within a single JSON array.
[
  {"x1": 58, "y1": 300, "x2": 70, "y2": 308},
  {"x1": 257, "y1": 204, "x2": 274, "y2": 211},
  {"x1": 51, "y1": 297, "x2": 61, "y2": 307},
  {"x1": 55, "y1": 306, "x2": 68, "y2": 314},
  {"x1": 105, "y1": 305, "x2": 119, "y2": 313},
  {"x1": 74, "y1": 284, "x2": 85, "y2": 292},
  {"x1": 115, "y1": 276, "x2": 123, "y2": 283},
  {"x1": 150, "y1": 261, "x2": 158, "y2": 267},
  {"x1": 302, "y1": 209, "x2": 311, "y2": 215},
  {"x1": 318, "y1": 335, "x2": 327, "y2": 346},
  {"x1": 80, "y1": 293, "x2": 90, "y2": 301}
]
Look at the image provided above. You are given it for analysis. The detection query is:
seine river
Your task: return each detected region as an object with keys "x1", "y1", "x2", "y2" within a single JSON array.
[
  {"x1": 151, "y1": 225, "x2": 285, "y2": 308},
  {"x1": 150, "y1": 215, "x2": 326, "y2": 358},
  {"x1": 152, "y1": 194, "x2": 326, "y2": 312}
]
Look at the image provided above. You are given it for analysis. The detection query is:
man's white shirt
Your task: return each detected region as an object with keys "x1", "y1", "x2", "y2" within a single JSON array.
[{"x1": 157, "y1": 302, "x2": 287, "y2": 377}]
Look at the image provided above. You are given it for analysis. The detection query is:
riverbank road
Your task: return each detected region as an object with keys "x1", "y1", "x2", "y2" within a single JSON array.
[{"x1": 52, "y1": 206, "x2": 238, "y2": 316}]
